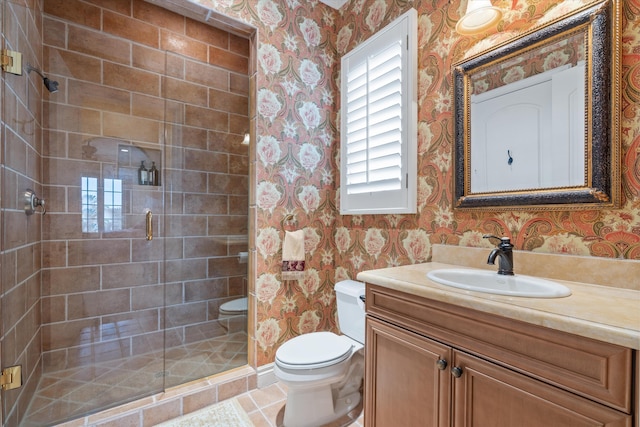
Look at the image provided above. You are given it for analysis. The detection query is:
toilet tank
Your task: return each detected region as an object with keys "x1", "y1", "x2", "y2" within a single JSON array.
[{"x1": 335, "y1": 280, "x2": 366, "y2": 344}]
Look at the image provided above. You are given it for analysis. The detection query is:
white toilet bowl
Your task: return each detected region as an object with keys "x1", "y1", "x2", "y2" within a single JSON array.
[
  {"x1": 218, "y1": 297, "x2": 247, "y2": 333},
  {"x1": 219, "y1": 296, "x2": 247, "y2": 316},
  {"x1": 274, "y1": 280, "x2": 366, "y2": 427}
]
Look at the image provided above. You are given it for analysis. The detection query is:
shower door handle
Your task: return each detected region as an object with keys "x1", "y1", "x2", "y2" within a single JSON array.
[{"x1": 146, "y1": 210, "x2": 153, "y2": 241}]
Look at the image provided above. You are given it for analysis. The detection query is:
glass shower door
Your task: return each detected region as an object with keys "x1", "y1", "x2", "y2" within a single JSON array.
[
  {"x1": 160, "y1": 50, "x2": 249, "y2": 389},
  {"x1": 33, "y1": 120, "x2": 169, "y2": 423},
  {"x1": 20, "y1": 5, "x2": 169, "y2": 422}
]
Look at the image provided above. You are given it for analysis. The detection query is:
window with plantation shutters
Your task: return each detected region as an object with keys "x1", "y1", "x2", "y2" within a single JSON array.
[{"x1": 340, "y1": 9, "x2": 417, "y2": 215}]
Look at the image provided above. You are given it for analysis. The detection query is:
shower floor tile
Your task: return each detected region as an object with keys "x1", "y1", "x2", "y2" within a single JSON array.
[{"x1": 21, "y1": 332, "x2": 248, "y2": 427}]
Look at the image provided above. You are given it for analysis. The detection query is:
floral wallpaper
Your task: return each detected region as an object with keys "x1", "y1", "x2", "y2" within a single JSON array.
[
  {"x1": 471, "y1": 31, "x2": 585, "y2": 94},
  {"x1": 192, "y1": 0, "x2": 640, "y2": 366}
]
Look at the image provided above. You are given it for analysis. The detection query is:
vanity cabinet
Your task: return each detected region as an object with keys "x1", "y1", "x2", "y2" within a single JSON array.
[
  {"x1": 364, "y1": 285, "x2": 635, "y2": 427},
  {"x1": 366, "y1": 318, "x2": 452, "y2": 426}
]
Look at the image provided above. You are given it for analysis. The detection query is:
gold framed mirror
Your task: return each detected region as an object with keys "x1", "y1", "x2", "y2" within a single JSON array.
[{"x1": 452, "y1": 0, "x2": 621, "y2": 210}]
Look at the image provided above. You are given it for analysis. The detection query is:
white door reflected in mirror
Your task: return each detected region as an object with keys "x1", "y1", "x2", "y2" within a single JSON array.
[{"x1": 470, "y1": 62, "x2": 585, "y2": 193}]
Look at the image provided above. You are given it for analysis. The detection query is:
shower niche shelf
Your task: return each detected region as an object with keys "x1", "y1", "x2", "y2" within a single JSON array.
[{"x1": 117, "y1": 144, "x2": 161, "y2": 187}]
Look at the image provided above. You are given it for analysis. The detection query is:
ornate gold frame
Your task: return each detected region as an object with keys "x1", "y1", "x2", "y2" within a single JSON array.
[{"x1": 452, "y1": 0, "x2": 621, "y2": 211}]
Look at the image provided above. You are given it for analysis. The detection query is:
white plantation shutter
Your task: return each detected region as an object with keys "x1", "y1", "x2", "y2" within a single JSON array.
[{"x1": 340, "y1": 9, "x2": 417, "y2": 214}]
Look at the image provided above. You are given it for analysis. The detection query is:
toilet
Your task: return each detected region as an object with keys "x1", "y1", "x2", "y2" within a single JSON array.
[
  {"x1": 218, "y1": 297, "x2": 248, "y2": 332},
  {"x1": 274, "y1": 280, "x2": 366, "y2": 427},
  {"x1": 219, "y1": 296, "x2": 248, "y2": 317}
]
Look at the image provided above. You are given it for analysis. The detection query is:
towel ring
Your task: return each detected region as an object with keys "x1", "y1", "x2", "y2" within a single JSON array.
[{"x1": 281, "y1": 214, "x2": 295, "y2": 229}]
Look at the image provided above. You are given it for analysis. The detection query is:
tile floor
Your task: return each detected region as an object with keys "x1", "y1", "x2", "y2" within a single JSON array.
[
  {"x1": 23, "y1": 332, "x2": 248, "y2": 427},
  {"x1": 235, "y1": 382, "x2": 365, "y2": 427}
]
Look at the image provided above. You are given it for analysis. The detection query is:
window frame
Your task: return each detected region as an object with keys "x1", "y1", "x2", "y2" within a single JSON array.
[{"x1": 339, "y1": 8, "x2": 418, "y2": 215}]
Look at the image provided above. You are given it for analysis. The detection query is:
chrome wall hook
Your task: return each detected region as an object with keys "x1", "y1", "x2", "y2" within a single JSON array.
[{"x1": 24, "y1": 189, "x2": 46, "y2": 216}]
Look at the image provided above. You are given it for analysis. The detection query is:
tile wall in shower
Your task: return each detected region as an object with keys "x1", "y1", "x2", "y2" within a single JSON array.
[{"x1": 0, "y1": 1, "x2": 45, "y2": 425}]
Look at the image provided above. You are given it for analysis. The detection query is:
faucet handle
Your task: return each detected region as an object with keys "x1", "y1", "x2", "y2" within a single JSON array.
[
  {"x1": 483, "y1": 235, "x2": 512, "y2": 248},
  {"x1": 483, "y1": 234, "x2": 504, "y2": 242}
]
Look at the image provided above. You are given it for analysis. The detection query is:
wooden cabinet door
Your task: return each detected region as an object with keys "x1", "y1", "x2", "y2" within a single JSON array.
[
  {"x1": 365, "y1": 317, "x2": 451, "y2": 427},
  {"x1": 451, "y1": 351, "x2": 632, "y2": 427}
]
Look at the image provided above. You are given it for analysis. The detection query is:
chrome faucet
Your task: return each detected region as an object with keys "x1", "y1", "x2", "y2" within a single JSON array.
[{"x1": 484, "y1": 235, "x2": 514, "y2": 275}]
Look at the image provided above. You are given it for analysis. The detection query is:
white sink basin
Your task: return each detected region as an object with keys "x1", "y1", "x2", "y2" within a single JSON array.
[{"x1": 426, "y1": 269, "x2": 571, "y2": 298}]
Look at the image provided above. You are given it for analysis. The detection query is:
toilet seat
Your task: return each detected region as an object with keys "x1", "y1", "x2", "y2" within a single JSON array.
[
  {"x1": 275, "y1": 332, "x2": 354, "y2": 370},
  {"x1": 219, "y1": 297, "x2": 247, "y2": 315}
]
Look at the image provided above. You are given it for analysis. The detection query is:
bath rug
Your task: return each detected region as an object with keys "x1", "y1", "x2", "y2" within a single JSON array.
[{"x1": 155, "y1": 398, "x2": 254, "y2": 427}]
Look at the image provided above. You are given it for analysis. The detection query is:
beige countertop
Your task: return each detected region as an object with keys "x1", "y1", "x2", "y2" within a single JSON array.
[{"x1": 357, "y1": 246, "x2": 640, "y2": 350}]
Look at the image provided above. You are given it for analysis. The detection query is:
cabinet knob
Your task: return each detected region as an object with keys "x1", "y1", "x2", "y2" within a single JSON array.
[
  {"x1": 436, "y1": 359, "x2": 448, "y2": 370},
  {"x1": 451, "y1": 366, "x2": 463, "y2": 378}
]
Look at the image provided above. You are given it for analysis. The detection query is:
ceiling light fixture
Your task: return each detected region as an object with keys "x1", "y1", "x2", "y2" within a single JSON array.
[{"x1": 456, "y1": 0, "x2": 502, "y2": 35}]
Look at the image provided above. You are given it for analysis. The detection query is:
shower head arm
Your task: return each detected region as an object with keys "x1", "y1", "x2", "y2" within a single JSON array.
[
  {"x1": 25, "y1": 63, "x2": 59, "y2": 93},
  {"x1": 26, "y1": 64, "x2": 45, "y2": 79}
]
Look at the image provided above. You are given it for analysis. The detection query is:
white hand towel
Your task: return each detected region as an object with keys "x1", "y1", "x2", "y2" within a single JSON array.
[{"x1": 282, "y1": 230, "x2": 305, "y2": 280}]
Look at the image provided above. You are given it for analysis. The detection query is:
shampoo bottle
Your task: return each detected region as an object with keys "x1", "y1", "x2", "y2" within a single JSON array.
[
  {"x1": 138, "y1": 161, "x2": 148, "y2": 185},
  {"x1": 149, "y1": 162, "x2": 159, "y2": 186}
]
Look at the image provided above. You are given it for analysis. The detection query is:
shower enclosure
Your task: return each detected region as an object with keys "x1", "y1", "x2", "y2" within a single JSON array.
[{"x1": 1, "y1": 1, "x2": 250, "y2": 425}]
